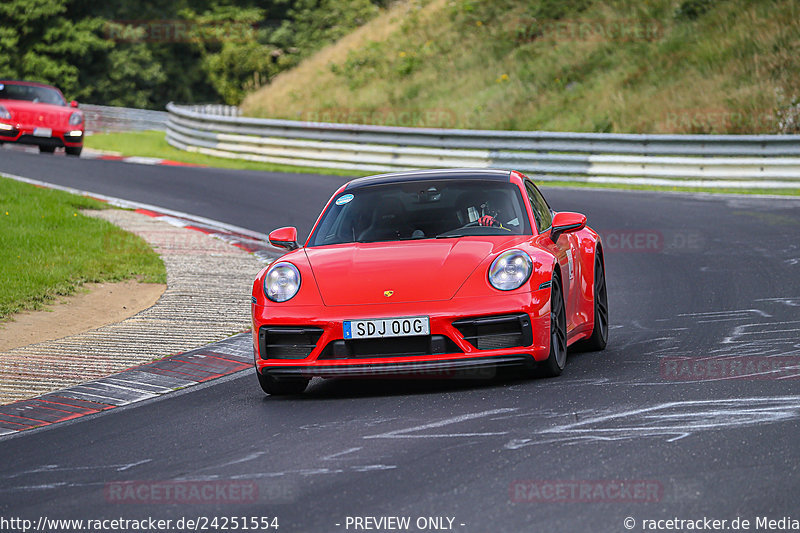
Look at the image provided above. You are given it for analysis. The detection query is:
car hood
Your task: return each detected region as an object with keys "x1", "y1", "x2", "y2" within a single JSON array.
[
  {"x1": 304, "y1": 236, "x2": 527, "y2": 306},
  {"x1": 0, "y1": 100, "x2": 74, "y2": 127}
]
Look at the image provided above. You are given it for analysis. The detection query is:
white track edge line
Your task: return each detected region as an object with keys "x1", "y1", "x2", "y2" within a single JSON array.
[{"x1": 1, "y1": 171, "x2": 269, "y2": 240}]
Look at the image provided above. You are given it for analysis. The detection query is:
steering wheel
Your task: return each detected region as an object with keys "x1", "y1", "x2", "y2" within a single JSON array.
[
  {"x1": 451, "y1": 216, "x2": 506, "y2": 231},
  {"x1": 478, "y1": 215, "x2": 500, "y2": 227}
]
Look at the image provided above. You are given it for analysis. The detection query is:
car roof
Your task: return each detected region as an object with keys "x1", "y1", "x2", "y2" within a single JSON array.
[
  {"x1": 0, "y1": 80, "x2": 61, "y2": 90},
  {"x1": 345, "y1": 168, "x2": 513, "y2": 190}
]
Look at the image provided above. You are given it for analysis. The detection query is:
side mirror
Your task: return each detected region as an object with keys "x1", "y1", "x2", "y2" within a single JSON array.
[
  {"x1": 268, "y1": 227, "x2": 300, "y2": 250},
  {"x1": 550, "y1": 212, "x2": 587, "y2": 243},
  {"x1": 70, "y1": 100, "x2": 79, "y2": 108}
]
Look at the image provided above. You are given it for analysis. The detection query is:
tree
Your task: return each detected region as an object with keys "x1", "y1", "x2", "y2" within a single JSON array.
[
  {"x1": 0, "y1": 0, "x2": 387, "y2": 107},
  {"x1": 181, "y1": 5, "x2": 279, "y2": 105},
  {"x1": 0, "y1": 0, "x2": 108, "y2": 100}
]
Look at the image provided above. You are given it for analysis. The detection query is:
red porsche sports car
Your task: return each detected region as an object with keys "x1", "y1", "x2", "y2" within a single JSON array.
[
  {"x1": 251, "y1": 169, "x2": 608, "y2": 395},
  {"x1": 0, "y1": 80, "x2": 84, "y2": 156}
]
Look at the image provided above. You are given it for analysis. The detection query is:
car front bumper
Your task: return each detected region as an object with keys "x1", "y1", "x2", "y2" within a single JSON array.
[
  {"x1": 0, "y1": 123, "x2": 83, "y2": 148},
  {"x1": 252, "y1": 288, "x2": 551, "y2": 379}
]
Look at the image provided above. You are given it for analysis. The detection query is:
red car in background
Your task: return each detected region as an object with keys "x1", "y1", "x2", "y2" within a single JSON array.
[
  {"x1": 0, "y1": 80, "x2": 84, "y2": 156},
  {"x1": 252, "y1": 169, "x2": 608, "y2": 395}
]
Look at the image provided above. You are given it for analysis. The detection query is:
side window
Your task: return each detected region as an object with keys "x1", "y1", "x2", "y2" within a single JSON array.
[
  {"x1": 525, "y1": 181, "x2": 553, "y2": 232},
  {"x1": 525, "y1": 183, "x2": 544, "y2": 231}
]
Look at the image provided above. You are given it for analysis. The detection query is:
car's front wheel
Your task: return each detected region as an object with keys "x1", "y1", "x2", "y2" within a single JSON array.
[
  {"x1": 539, "y1": 271, "x2": 567, "y2": 377},
  {"x1": 573, "y1": 252, "x2": 608, "y2": 352},
  {"x1": 65, "y1": 146, "x2": 82, "y2": 157},
  {"x1": 256, "y1": 370, "x2": 309, "y2": 395}
]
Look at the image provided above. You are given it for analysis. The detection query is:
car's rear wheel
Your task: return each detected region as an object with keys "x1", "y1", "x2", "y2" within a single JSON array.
[
  {"x1": 539, "y1": 271, "x2": 567, "y2": 377},
  {"x1": 256, "y1": 370, "x2": 309, "y2": 395},
  {"x1": 65, "y1": 146, "x2": 82, "y2": 157},
  {"x1": 573, "y1": 252, "x2": 608, "y2": 352},
  {"x1": 39, "y1": 145, "x2": 55, "y2": 154}
]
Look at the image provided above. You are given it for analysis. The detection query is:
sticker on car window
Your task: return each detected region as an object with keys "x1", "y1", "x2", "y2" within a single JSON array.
[{"x1": 335, "y1": 194, "x2": 354, "y2": 206}]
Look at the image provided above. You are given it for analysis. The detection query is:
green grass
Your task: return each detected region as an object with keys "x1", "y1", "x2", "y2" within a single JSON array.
[
  {"x1": 85, "y1": 131, "x2": 360, "y2": 177},
  {"x1": 242, "y1": 0, "x2": 800, "y2": 134},
  {"x1": 0, "y1": 176, "x2": 166, "y2": 320}
]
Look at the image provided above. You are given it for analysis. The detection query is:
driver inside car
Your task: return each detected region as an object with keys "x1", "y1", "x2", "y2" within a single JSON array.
[{"x1": 458, "y1": 192, "x2": 515, "y2": 231}]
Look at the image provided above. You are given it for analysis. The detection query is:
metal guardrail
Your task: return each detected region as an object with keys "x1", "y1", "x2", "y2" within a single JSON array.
[
  {"x1": 82, "y1": 104, "x2": 168, "y2": 134},
  {"x1": 177, "y1": 104, "x2": 241, "y2": 117},
  {"x1": 166, "y1": 102, "x2": 800, "y2": 188}
]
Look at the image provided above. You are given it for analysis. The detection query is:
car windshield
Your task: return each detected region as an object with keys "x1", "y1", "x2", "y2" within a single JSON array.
[
  {"x1": 308, "y1": 179, "x2": 532, "y2": 247},
  {"x1": 0, "y1": 82, "x2": 66, "y2": 106}
]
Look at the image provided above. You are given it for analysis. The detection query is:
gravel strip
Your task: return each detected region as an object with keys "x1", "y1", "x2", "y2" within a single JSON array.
[{"x1": 0, "y1": 209, "x2": 264, "y2": 404}]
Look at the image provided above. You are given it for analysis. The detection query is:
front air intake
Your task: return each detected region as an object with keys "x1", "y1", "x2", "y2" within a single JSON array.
[
  {"x1": 318, "y1": 335, "x2": 462, "y2": 359},
  {"x1": 259, "y1": 326, "x2": 323, "y2": 360},
  {"x1": 453, "y1": 314, "x2": 533, "y2": 350}
]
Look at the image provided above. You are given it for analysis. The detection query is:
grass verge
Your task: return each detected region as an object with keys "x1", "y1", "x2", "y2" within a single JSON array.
[
  {"x1": 0, "y1": 176, "x2": 166, "y2": 320},
  {"x1": 84, "y1": 131, "x2": 360, "y2": 177}
]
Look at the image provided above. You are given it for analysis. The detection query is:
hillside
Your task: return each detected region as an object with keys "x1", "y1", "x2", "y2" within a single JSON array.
[{"x1": 241, "y1": 0, "x2": 800, "y2": 134}]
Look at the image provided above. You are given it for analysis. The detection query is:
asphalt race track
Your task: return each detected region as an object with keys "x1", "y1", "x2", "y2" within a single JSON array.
[{"x1": 2, "y1": 150, "x2": 800, "y2": 532}]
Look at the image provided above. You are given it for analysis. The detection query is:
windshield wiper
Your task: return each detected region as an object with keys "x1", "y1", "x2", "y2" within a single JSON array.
[{"x1": 354, "y1": 235, "x2": 431, "y2": 243}]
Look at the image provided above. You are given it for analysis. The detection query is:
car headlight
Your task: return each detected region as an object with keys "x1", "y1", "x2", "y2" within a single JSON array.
[
  {"x1": 488, "y1": 250, "x2": 533, "y2": 291},
  {"x1": 0, "y1": 105, "x2": 11, "y2": 120},
  {"x1": 69, "y1": 112, "x2": 83, "y2": 126},
  {"x1": 264, "y1": 262, "x2": 301, "y2": 302}
]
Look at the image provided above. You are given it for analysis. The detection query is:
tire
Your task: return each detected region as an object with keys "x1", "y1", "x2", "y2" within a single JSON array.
[
  {"x1": 256, "y1": 370, "x2": 309, "y2": 395},
  {"x1": 573, "y1": 252, "x2": 608, "y2": 352},
  {"x1": 539, "y1": 271, "x2": 568, "y2": 377},
  {"x1": 65, "y1": 146, "x2": 82, "y2": 157},
  {"x1": 39, "y1": 145, "x2": 55, "y2": 154}
]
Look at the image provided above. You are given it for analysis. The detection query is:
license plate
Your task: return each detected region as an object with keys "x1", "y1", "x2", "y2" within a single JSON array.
[
  {"x1": 343, "y1": 316, "x2": 430, "y2": 340},
  {"x1": 33, "y1": 127, "x2": 52, "y2": 137}
]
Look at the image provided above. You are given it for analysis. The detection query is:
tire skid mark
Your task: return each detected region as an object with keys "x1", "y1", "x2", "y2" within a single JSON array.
[{"x1": 504, "y1": 396, "x2": 800, "y2": 449}]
